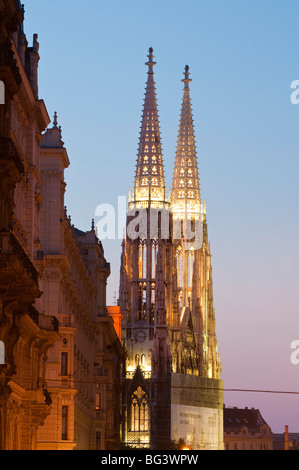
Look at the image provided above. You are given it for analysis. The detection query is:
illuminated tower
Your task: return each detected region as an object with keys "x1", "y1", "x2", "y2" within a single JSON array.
[
  {"x1": 171, "y1": 66, "x2": 221, "y2": 381},
  {"x1": 170, "y1": 67, "x2": 223, "y2": 450},
  {"x1": 120, "y1": 48, "x2": 172, "y2": 449},
  {"x1": 119, "y1": 51, "x2": 223, "y2": 450}
]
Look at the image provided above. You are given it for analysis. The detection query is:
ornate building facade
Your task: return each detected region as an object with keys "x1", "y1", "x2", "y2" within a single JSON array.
[
  {"x1": 34, "y1": 116, "x2": 125, "y2": 450},
  {"x1": 0, "y1": 0, "x2": 58, "y2": 450},
  {"x1": 0, "y1": 1, "x2": 125, "y2": 450},
  {"x1": 119, "y1": 49, "x2": 223, "y2": 450}
]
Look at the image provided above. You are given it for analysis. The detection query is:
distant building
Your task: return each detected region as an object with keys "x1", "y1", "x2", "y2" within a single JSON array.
[
  {"x1": 273, "y1": 431, "x2": 299, "y2": 450},
  {"x1": 223, "y1": 406, "x2": 273, "y2": 450}
]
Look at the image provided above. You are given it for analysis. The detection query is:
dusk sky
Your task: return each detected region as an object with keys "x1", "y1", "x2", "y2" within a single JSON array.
[{"x1": 24, "y1": 0, "x2": 299, "y2": 434}]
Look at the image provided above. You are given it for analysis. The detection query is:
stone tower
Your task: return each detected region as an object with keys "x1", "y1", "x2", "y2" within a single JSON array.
[{"x1": 119, "y1": 49, "x2": 223, "y2": 450}]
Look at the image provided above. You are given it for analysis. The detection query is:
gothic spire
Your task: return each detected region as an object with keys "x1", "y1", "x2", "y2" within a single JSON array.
[
  {"x1": 133, "y1": 48, "x2": 166, "y2": 205},
  {"x1": 172, "y1": 65, "x2": 201, "y2": 218}
]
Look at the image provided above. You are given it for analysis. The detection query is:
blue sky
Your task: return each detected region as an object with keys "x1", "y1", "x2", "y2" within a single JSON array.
[{"x1": 24, "y1": 0, "x2": 299, "y2": 433}]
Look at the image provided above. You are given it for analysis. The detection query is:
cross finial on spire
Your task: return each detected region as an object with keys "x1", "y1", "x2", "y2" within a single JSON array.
[
  {"x1": 182, "y1": 65, "x2": 192, "y2": 90},
  {"x1": 53, "y1": 111, "x2": 58, "y2": 127},
  {"x1": 146, "y1": 47, "x2": 156, "y2": 74}
]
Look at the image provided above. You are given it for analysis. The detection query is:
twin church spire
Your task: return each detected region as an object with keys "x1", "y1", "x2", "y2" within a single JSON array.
[
  {"x1": 172, "y1": 65, "x2": 201, "y2": 218},
  {"x1": 121, "y1": 49, "x2": 223, "y2": 450},
  {"x1": 133, "y1": 47, "x2": 166, "y2": 205},
  {"x1": 133, "y1": 48, "x2": 201, "y2": 214}
]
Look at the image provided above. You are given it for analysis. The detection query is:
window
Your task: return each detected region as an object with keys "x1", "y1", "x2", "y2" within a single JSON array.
[
  {"x1": 96, "y1": 392, "x2": 101, "y2": 410},
  {"x1": 130, "y1": 387, "x2": 149, "y2": 432},
  {"x1": 150, "y1": 284, "x2": 155, "y2": 325},
  {"x1": 61, "y1": 352, "x2": 68, "y2": 376},
  {"x1": 139, "y1": 241, "x2": 147, "y2": 279},
  {"x1": 176, "y1": 248, "x2": 183, "y2": 288},
  {"x1": 62, "y1": 406, "x2": 68, "y2": 440},
  {"x1": 137, "y1": 284, "x2": 147, "y2": 321},
  {"x1": 151, "y1": 240, "x2": 158, "y2": 278},
  {"x1": 187, "y1": 249, "x2": 194, "y2": 288},
  {"x1": 179, "y1": 292, "x2": 183, "y2": 309}
]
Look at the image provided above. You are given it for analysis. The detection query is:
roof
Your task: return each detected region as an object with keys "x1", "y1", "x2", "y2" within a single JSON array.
[{"x1": 224, "y1": 407, "x2": 269, "y2": 431}]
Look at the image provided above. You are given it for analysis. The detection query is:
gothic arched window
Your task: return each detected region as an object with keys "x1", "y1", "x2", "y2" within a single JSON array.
[
  {"x1": 130, "y1": 387, "x2": 150, "y2": 432},
  {"x1": 139, "y1": 240, "x2": 147, "y2": 279},
  {"x1": 176, "y1": 247, "x2": 183, "y2": 288}
]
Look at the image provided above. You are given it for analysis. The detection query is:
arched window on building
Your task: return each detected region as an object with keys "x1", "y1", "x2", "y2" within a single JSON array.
[
  {"x1": 139, "y1": 240, "x2": 147, "y2": 279},
  {"x1": 151, "y1": 240, "x2": 158, "y2": 278},
  {"x1": 137, "y1": 283, "x2": 147, "y2": 321},
  {"x1": 130, "y1": 387, "x2": 150, "y2": 432},
  {"x1": 176, "y1": 247, "x2": 183, "y2": 288},
  {"x1": 141, "y1": 354, "x2": 146, "y2": 367},
  {"x1": 150, "y1": 283, "x2": 155, "y2": 326},
  {"x1": 187, "y1": 248, "x2": 194, "y2": 289}
]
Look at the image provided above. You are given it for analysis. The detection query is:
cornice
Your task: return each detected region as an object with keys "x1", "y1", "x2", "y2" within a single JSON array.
[{"x1": 43, "y1": 254, "x2": 71, "y2": 273}]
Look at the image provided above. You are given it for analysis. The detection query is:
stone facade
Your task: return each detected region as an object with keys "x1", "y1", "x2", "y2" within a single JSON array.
[
  {"x1": 0, "y1": 1, "x2": 125, "y2": 450},
  {"x1": 119, "y1": 49, "x2": 223, "y2": 450},
  {"x1": 0, "y1": 0, "x2": 57, "y2": 450}
]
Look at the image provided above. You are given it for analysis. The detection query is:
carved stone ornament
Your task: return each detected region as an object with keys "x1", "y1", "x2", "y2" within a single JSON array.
[{"x1": 134, "y1": 329, "x2": 146, "y2": 343}]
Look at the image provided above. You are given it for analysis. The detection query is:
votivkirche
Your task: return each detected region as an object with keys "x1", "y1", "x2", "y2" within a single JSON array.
[{"x1": 119, "y1": 48, "x2": 224, "y2": 450}]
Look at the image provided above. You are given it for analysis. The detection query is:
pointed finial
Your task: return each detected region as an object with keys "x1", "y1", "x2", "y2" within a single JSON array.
[
  {"x1": 146, "y1": 47, "x2": 156, "y2": 74},
  {"x1": 182, "y1": 65, "x2": 192, "y2": 90},
  {"x1": 91, "y1": 219, "x2": 95, "y2": 231},
  {"x1": 53, "y1": 111, "x2": 58, "y2": 127}
]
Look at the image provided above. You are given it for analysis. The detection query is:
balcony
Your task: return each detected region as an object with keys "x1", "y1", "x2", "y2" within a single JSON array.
[{"x1": 28, "y1": 307, "x2": 59, "y2": 333}]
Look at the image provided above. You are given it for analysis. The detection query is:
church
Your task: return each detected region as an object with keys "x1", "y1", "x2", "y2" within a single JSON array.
[{"x1": 119, "y1": 48, "x2": 224, "y2": 450}]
